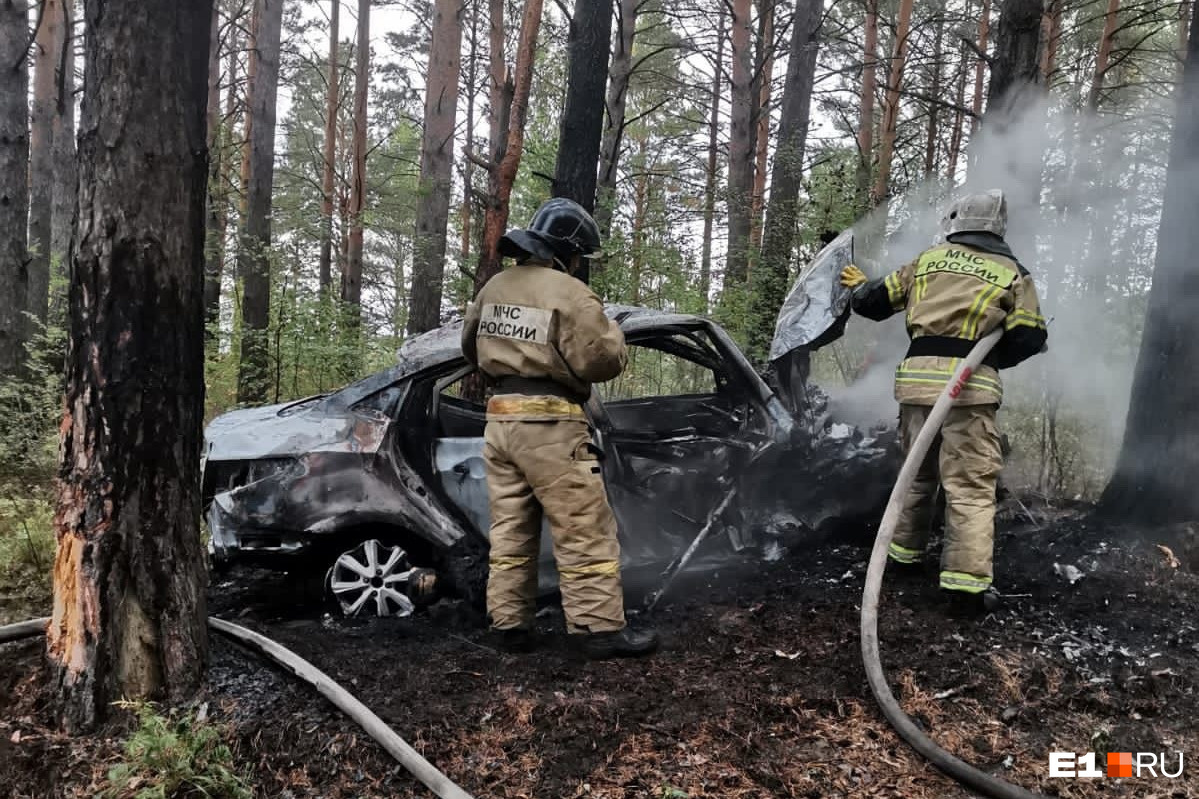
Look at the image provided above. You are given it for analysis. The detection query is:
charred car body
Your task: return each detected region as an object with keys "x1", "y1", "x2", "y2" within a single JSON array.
[{"x1": 203, "y1": 238, "x2": 897, "y2": 616}]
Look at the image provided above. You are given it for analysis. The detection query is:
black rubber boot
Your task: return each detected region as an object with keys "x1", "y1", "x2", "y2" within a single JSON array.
[
  {"x1": 579, "y1": 626, "x2": 660, "y2": 659},
  {"x1": 942, "y1": 588, "x2": 1002, "y2": 617},
  {"x1": 488, "y1": 627, "x2": 536, "y2": 653}
]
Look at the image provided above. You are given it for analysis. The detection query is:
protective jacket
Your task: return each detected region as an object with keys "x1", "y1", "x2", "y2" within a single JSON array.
[
  {"x1": 851, "y1": 233, "x2": 1047, "y2": 406},
  {"x1": 462, "y1": 263, "x2": 626, "y2": 411}
]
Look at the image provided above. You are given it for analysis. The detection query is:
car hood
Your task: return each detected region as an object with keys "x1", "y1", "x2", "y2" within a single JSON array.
[
  {"x1": 769, "y1": 228, "x2": 855, "y2": 362},
  {"x1": 205, "y1": 398, "x2": 386, "y2": 461}
]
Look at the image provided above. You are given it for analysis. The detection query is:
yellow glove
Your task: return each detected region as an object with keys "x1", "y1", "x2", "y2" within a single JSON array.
[{"x1": 840, "y1": 264, "x2": 867, "y2": 289}]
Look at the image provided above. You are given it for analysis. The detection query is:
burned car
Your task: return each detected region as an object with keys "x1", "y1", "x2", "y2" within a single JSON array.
[{"x1": 203, "y1": 238, "x2": 897, "y2": 617}]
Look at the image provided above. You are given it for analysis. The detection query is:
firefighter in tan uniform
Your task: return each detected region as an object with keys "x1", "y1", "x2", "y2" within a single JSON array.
[
  {"x1": 462, "y1": 198, "x2": 659, "y2": 658},
  {"x1": 840, "y1": 190, "x2": 1048, "y2": 612}
]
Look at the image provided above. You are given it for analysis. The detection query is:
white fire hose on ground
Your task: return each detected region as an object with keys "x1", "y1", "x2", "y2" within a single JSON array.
[
  {"x1": 0, "y1": 616, "x2": 475, "y2": 799},
  {"x1": 860, "y1": 327, "x2": 1044, "y2": 799}
]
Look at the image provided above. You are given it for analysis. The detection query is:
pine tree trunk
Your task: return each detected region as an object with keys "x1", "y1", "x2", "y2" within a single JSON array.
[
  {"x1": 1100, "y1": 8, "x2": 1199, "y2": 522},
  {"x1": 946, "y1": 30, "x2": 969, "y2": 182},
  {"x1": 986, "y1": 0, "x2": 1043, "y2": 117},
  {"x1": 969, "y1": 0, "x2": 991, "y2": 135},
  {"x1": 30, "y1": 0, "x2": 65, "y2": 327},
  {"x1": 474, "y1": 0, "x2": 544, "y2": 294},
  {"x1": 50, "y1": 0, "x2": 76, "y2": 271},
  {"x1": 343, "y1": 0, "x2": 370, "y2": 331},
  {"x1": 409, "y1": 0, "x2": 464, "y2": 334},
  {"x1": 461, "y1": 0, "x2": 479, "y2": 265},
  {"x1": 924, "y1": 7, "x2": 945, "y2": 176},
  {"x1": 593, "y1": 0, "x2": 639, "y2": 241},
  {"x1": 319, "y1": 0, "x2": 340, "y2": 298},
  {"x1": 204, "y1": 2, "x2": 225, "y2": 340},
  {"x1": 871, "y1": 0, "x2": 914, "y2": 206},
  {"x1": 0, "y1": 0, "x2": 30, "y2": 375},
  {"x1": 1041, "y1": 0, "x2": 1062, "y2": 83},
  {"x1": 750, "y1": 0, "x2": 774, "y2": 252},
  {"x1": 855, "y1": 0, "x2": 878, "y2": 211},
  {"x1": 48, "y1": 0, "x2": 211, "y2": 732},
  {"x1": 239, "y1": 2, "x2": 258, "y2": 222},
  {"x1": 236, "y1": 0, "x2": 283, "y2": 404},
  {"x1": 746, "y1": 0, "x2": 821, "y2": 363},
  {"x1": 699, "y1": 5, "x2": 725, "y2": 313},
  {"x1": 724, "y1": 0, "x2": 754, "y2": 288},
  {"x1": 1087, "y1": 0, "x2": 1121, "y2": 111}
]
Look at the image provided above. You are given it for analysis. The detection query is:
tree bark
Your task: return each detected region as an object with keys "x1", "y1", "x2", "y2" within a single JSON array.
[
  {"x1": 343, "y1": 0, "x2": 370, "y2": 331},
  {"x1": 871, "y1": 0, "x2": 914, "y2": 205},
  {"x1": 1100, "y1": 8, "x2": 1199, "y2": 522},
  {"x1": 236, "y1": 0, "x2": 283, "y2": 404},
  {"x1": 924, "y1": 7, "x2": 945, "y2": 176},
  {"x1": 47, "y1": 0, "x2": 211, "y2": 732},
  {"x1": 724, "y1": 0, "x2": 754, "y2": 288},
  {"x1": 750, "y1": 0, "x2": 775, "y2": 253},
  {"x1": 473, "y1": 0, "x2": 544, "y2": 294},
  {"x1": 239, "y1": 1, "x2": 258, "y2": 221},
  {"x1": 1087, "y1": 0, "x2": 1121, "y2": 111},
  {"x1": 204, "y1": 2, "x2": 225, "y2": 340},
  {"x1": 319, "y1": 0, "x2": 340, "y2": 298},
  {"x1": 699, "y1": 4, "x2": 726, "y2": 313},
  {"x1": 746, "y1": 0, "x2": 821, "y2": 363},
  {"x1": 593, "y1": 0, "x2": 640, "y2": 241},
  {"x1": 946, "y1": 29, "x2": 969, "y2": 182},
  {"x1": 1041, "y1": 0, "x2": 1062, "y2": 83},
  {"x1": 461, "y1": 0, "x2": 479, "y2": 265},
  {"x1": 969, "y1": 0, "x2": 991, "y2": 135},
  {"x1": 0, "y1": 0, "x2": 30, "y2": 375},
  {"x1": 986, "y1": 0, "x2": 1043, "y2": 117},
  {"x1": 553, "y1": 0, "x2": 615, "y2": 286},
  {"x1": 30, "y1": 0, "x2": 67, "y2": 327},
  {"x1": 408, "y1": 0, "x2": 464, "y2": 334},
  {"x1": 855, "y1": 0, "x2": 878, "y2": 211},
  {"x1": 50, "y1": 0, "x2": 77, "y2": 268}
]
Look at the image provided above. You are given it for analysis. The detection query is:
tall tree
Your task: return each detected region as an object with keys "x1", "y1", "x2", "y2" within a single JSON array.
[
  {"x1": 552, "y1": 0, "x2": 615, "y2": 285},
  {"x1": 408, "y1": 0, "x2": 464, "y2": 334},
  {"x1": 50, "y1": 0, "x2": 77, "y2": 264},
  {"x1": 473, "y1": 0, "x2": 545, "y2": 292},
  {"x1": 1041, "y1": 0, "x2": 1062, "y2": 84},
  {"x1": 47, "y1": 0, "x2": 212, "y2": 731},
  {"x1": 204, "y1": 2, "x2": 225, "y2": 339},
  {"x1": 30, "y1": 0, "x2": 70, "y2": 327},
  {"x1": 855, "y1": 0, "x2": 878, "y2": 210},
  {"x1": 319, "y1": 0, "x2": 341, "y2": 297},
  {"x1": 986, "y1": 0, "x2": 1044, "y2": 116},
  {"x1": 725, "y1": 0, "x2": 755, "y2": 288},
  {"x1": 870, "y1": 0, "x2": 914, "y2": 205},
  {"x1": 750, "y1": 0, "x2": 775, "y2": 251},
  {"x1": 460, "y1": 0, "x2": 479, "y2": 265},
  {"x1": 0, "y1": 0, "x2": 30, "y2": 375},
  {"x1": 746, "y1": 0, "x2": 821, "y2": 361},
  {"x1": 236, "y1": 0, "x2": 284, "y2": 404},
  {"x1": 343, "y1": 0, "x2": 370, "y2": 335},
  {"x1": 594, "y1": 0, "x2": 641, "y2": 240},
  {"x1": 1087, "y1": 0, "x2": 1121, "y2": 110},
  {"x1": 969, "y1": 0, "x2": 991, "y2": 134},
  {"x1": 1101, "y1": 8, "x2": 1199, "y2": 522},
  {"x1": 699, "y1": 4, "x2": 726, "y2": 310}
]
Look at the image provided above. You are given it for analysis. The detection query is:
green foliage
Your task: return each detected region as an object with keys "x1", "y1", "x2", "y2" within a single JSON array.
[
  {"x1": 102, "y1": 702, "x2": 252, "y2": 799},
  {"x1": 0, "y1": 320, "x2": 64, "y2": 480},
  {"x1": 0, "y1": 484, "x2": 54, "y2": 624}
]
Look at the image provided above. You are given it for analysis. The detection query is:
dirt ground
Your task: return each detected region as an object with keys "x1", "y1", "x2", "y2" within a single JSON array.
[{"x1": 3, "y1": 506, "x2": 1199, "y2": 798}]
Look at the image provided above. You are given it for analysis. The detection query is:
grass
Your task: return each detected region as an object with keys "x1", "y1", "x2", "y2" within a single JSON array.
[
  {"x1": 101, "y1": 702, "x2": 253, "y2": 799},
  {"x1": 0, "y1": 481, "x2": 55, "y2": 625}
]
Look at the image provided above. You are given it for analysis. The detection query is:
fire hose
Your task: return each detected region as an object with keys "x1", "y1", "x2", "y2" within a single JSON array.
[
  {"x1": 860, "y1": 327, "x2": 1044, "y2": 799},
  {"x1": 0, "y1": 616, "x2": 475, "y2": 799}
]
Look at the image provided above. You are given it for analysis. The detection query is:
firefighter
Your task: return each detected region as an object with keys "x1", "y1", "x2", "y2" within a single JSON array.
[
  {"x1": 839, "y1": 189, "x2": 1048, "y2": 612},
  {"x1": 462, "y1": 197, "x2": 660, "y2": 658}
]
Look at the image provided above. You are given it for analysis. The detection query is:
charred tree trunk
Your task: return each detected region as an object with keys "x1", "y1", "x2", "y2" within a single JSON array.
[
  {"x1": 30, "y1": 0, "x2": 68, "y2": 327},
  {"x1": 724, "y1": 0, "x2": 754, "y2": 289},
  {"x1": 871, "y1": 0, "x2": 914, "y2": 206},
  {"x1": 986, "y1": 0, "x2": 1043, "y2": 118},
  {"x1": 699, "y1": 4, "x2": 726, "y2": 312},
  {"x1": 1087, "y1": 0, "x2": 1121, "y2": 111},
  {"x1": 552, "y1": 0, "x2": 614, "y2": 286},
  {"x1": 474, "y1": 0, "x2": 544, "y2": 294},
  {"x1": 0, "y1": 0, "x2": 30, "y2": 375},
  {"x1": 855, "y1": 0, "x2": 878, "y2": 211},
  {"x1": 47, "y1": 0, "x2": 211, "y2": 732},
  {"x1": 236, "y1": 0, "x2": 283, "y2": 404},
  {"x1": 1100, "y1": 9, "x2": 1199, "y2": 522},
  {"x1": 409, "y1": 0, "x2": 464, "y2": 334},
  {"x1": 204, "y1": 2, "x2": 225, "y2": 340},
  {"x1": 51, "y1": 0, "x2": 76, "y2": 268},
  {"x1": 750, "y1": 0, "x2": 775, "y2": 252},
  {"x1": 594, "y1": 0, "x2": 640, "y2": 241},
  {"x1": 746, "y1": 0, "x2": 820, "y2": 363},
  {"x1": 319, "y1": 0, "x2": 340, "y2": 298},
  {"x1": 343, "y1": 0, "x2": 370, "y2": 338}
]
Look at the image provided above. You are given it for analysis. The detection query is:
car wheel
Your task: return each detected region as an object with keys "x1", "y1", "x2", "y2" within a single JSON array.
[{"x1": 325, "y1": 538, "x2": 436, "y2": 618}]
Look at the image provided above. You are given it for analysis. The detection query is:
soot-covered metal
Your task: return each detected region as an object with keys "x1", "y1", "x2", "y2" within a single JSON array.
[{"x1": 202, "y1": 241, "x2": 899, "y2": 615}]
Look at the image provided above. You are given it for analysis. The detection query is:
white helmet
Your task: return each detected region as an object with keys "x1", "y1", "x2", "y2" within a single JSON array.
[{"x1": 941, "y1": 189, "x2": 1007, "y2": 238}]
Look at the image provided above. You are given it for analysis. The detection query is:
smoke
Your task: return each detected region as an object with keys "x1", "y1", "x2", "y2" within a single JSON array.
[{"x1": 822, "y1": 93, "x2": 1173, "y2": 477}]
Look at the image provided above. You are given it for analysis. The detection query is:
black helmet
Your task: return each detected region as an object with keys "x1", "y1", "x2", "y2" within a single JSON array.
[{"x1": 499, "y1": 198, "x2": 602, "y2": 265}]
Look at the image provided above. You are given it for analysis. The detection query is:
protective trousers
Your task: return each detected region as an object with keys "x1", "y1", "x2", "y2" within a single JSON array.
[
  {"x1": 483, "y1": 411, "x2": 626, "y2": 634},
  {"x1": 889, "y1": 403, "x2": 1003, "y2": 593}
]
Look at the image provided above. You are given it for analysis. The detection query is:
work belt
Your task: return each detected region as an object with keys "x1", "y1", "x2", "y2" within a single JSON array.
[
  {"x1": 906, "y1": 335, "x2": 1000, "y2": 368},
  {"x1": 486, "y1": 395, "x2": 586, "y2": 418},
  {"x1": 493, "y1": 375, "x2": 589, "y2": 404}
]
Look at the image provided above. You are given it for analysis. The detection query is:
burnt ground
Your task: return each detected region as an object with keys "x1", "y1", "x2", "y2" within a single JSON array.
[{"x1": 3, "y1": 507, "x2": 1199, "y2": 798}]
